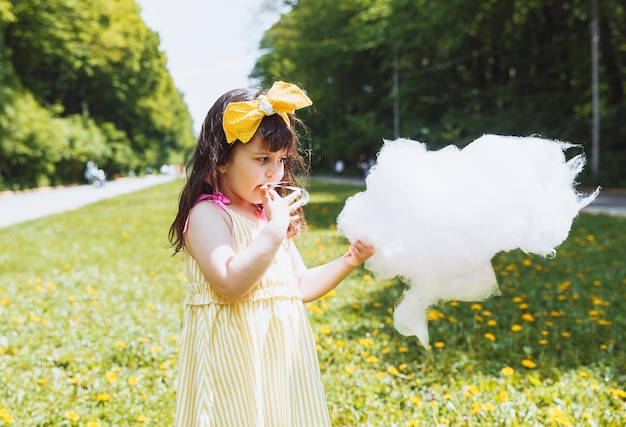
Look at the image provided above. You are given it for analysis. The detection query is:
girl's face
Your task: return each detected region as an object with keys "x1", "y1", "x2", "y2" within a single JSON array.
[{"x1": 217, "y1": 136, "x2": 288, "y2": 207}]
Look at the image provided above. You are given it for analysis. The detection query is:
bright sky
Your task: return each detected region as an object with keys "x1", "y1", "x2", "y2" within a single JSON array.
[{"x1": 135, "y1": 0, "x2": 284, "y2": 134}]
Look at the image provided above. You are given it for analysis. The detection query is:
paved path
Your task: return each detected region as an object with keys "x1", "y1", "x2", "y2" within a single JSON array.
[
  {"x1": 579, "y1": 189, "x2": 626, "y2": 217},
  {"x1": 0, "y1": 175, "x2": 176, "y2": 229},
  {"x1": 0, "y1": 175, "x2": 624, "y2": 230}
]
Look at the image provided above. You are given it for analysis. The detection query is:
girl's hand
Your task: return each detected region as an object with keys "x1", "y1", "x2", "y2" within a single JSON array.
[
  {"x1": 344, "y1": 240, "x2": 375, "y2": 267},
  {"x1": 260, "y1": 184, "x2": 304, "y2": 232}
]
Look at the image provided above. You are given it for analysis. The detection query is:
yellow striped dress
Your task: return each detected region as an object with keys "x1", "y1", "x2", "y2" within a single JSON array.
[{"x1": 175, "y1": 206, "x2": 332, "y2": 426}]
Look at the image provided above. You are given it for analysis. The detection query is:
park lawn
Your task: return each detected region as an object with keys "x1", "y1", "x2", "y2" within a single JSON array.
[{"x1": 0, "y1": 179, "x2": 624, "y2": 426}]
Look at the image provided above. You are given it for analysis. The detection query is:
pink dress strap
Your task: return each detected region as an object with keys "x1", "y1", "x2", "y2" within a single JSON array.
[{"x1": 183, "y1": 193, "x2": 231, "y2": 235}]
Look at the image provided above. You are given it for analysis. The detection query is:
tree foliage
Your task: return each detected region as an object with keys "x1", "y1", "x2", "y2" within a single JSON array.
[
  {"x1": 0, "y1": 0, "x2": 195, "y2": 190},
  {"x1": 253, "y1": 0, "x2": 625, "y2": 185}
]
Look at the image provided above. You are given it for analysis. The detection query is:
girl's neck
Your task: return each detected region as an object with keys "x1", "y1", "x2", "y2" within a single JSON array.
[{"x1": 224, "y1": 196, "x2": 265, "y2": 222}]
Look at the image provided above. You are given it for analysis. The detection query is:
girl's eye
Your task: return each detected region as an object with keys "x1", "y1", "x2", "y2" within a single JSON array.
[{"x1": 257, "y1": 157, "x2": 268, "y2": 163}]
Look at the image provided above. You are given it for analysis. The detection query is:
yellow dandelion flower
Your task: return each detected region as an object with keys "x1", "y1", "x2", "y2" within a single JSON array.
[
  {"x1": 501, "y1": 367, "x2": 515, "y2": 376},
  {"x1": 71, "y1": 376, "x2": 82, "y2": 384},
  {"x1": 484, "y1": 333, "x2": 496, "y2": 342},
  {"x1": 518, "y1": 303, "x2": 529, "y2": 310},
  {"x1": 409, "y1": 395, "x2": 421, "y2": 406},
  {"x1": 358, "y1": 338, "x2": 374, "y2": 346},
  {"x1": 561, "y1": 332, "x2": 571, "y2": 338},
  {"x1": 319, "y1": 325, "x2": 331, "y2": 335},
  {"x1": 344, "y1": 365, "x2": 355, "y2": 374},
  {"x1": 434, "y1": 341, "x2": 445, "y2": 348},
  {"x1": 382, "y1": 347, "x2": 391, "y2": 354},
  {"x1": 137, "y1": 415, "x2": 149, "y2": 422},
  {"x1": 363, "y1": 274, "x2": 372, "y2": 281},
  {"x1": 387, "y1": 366, "x2": 399, "y2": 375},
  {"x1": 376, "y1": 371, "x2": 386, "y2": 379},
  {"x1": 307, "y1": 305, "x2": 324, "y2": 314},
  {"x1": 609, "y1": 388, "x2": 626, "y2": 399},
  {"x1": 521, "y1": 359, "x2": 536, "y2": 369},
  {"x1": 470, "y1": 303, "x2": 482, "y2": 311},
  {"x1": 65, "y1": 411, "x2": 80, "y2": 421},
  {"x1": 106, "y1": 372, "x2": 117, "y2": 383},
  {"x1": 0, "y1": 408, "x2": 15, "y2": 423},
  {"x1": 366, "y1": 356, "x2": 380, "y2": 363},
  {"x1": 96, "y1": 393, "x2": 110, "y2": 402},
  {"x1": 407, "y1": 421, "x2": 419, "y2": 427},
  {"x1": 522, "y1": 313, "x2": 535, "y2": 322},
  {"x1": 128, "y1": 376, "x2": 139, "y2": 385},
  {"x1": 399, "y1": 346, "x2": 409, "y2": 352},
  {"x1": 480, "y1": 403, "x2": 495, "y2": 411},
  {"x1": 549, "y1": 407, "x2": 572, "y2": 426},
  {"x1": 150, "y1": 345, "x2": 161, "y2": 353},
  {"x1": 427, "y1": 309, "x2": 446, "y2": 320},
  {"x1": 115, "y1": 341, "x2": 126, "y2": 348},
  {"x1": 466, "y1": 385, "x2": 479, "y2": 396},
  {"x1": 511, "y1": 324, "x2": 522, "y2": 332},
  {"x1": 498, "y1": 390, "x2": 509, "y2": 402},
  {"x1": 487, "y1": 319, "x2": 497, "y2": 326},
  {"x1": 86, "y1": 422, "x2": 101, "y2": 427}
]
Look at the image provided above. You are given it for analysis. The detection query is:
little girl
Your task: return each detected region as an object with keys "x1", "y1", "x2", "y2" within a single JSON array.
[{"x1": 169, "y1": 81, "x2": 375, "y2": 426}]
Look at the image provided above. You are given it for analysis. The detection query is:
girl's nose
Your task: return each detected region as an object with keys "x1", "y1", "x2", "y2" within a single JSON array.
[{"x1": 266, "y1": 161, "x2": 283, "y2": 179}]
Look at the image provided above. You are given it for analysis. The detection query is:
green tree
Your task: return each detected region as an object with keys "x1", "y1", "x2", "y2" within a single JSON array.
[
  {"x1": 253, "y1": 0, "x2": 625, "y2": 184},
  {"x1": 0, "y1": 0, "x2": 195, "y2": 189}
]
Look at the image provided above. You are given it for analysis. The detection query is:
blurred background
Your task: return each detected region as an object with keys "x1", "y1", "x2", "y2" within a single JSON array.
[{"x1": 1, "y1": 0, "x2": 624, "y2": 190}]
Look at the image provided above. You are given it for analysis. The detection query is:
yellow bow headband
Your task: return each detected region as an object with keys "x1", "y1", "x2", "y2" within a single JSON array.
[{"x1": 223, "y1": 81, "x2": 312, "y2": 144}]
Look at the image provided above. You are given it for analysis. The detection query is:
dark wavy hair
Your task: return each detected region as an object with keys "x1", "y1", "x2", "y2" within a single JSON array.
[{"x1": 168, "y1": 86, "x2": 309, "y2": 254}]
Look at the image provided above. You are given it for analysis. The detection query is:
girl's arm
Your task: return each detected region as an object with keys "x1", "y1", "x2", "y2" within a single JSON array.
[
  {"x1": 292, "y1": 240, "x2": 375, "y2": 303},
  {"x1": 186, "y1": 187, "x2": 301, "y2": 301}
]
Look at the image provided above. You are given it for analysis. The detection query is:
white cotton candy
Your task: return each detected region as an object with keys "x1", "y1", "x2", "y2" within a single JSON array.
[{"x1": 337, "y1": 135, "x2": 599, "y2": 346}]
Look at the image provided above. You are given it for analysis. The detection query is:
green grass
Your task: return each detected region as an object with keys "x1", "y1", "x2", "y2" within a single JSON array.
[{"x1": 0, "y1": 179, "x2": 624, "y2": 426}]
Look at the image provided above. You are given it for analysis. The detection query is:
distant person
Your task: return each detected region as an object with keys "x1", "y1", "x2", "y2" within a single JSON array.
[
  {"x1": 357, "y1": 153, "x2": 369, "y2": 179},
  {"x1": 334, "y1": 159, "x2": 345, "y2": 174},
  {"x1": 168, "y1": 81, "x2": 374, "y2": 426},
  {"x1": 84, "y1": 160, "x2": 97, "y2": 184},
  {"x1": 94, "y1": 168, "x2": 106, "y2": 187},
  {"x1": 84, "y1": 161, "x2": 105, "y2": 187}
]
